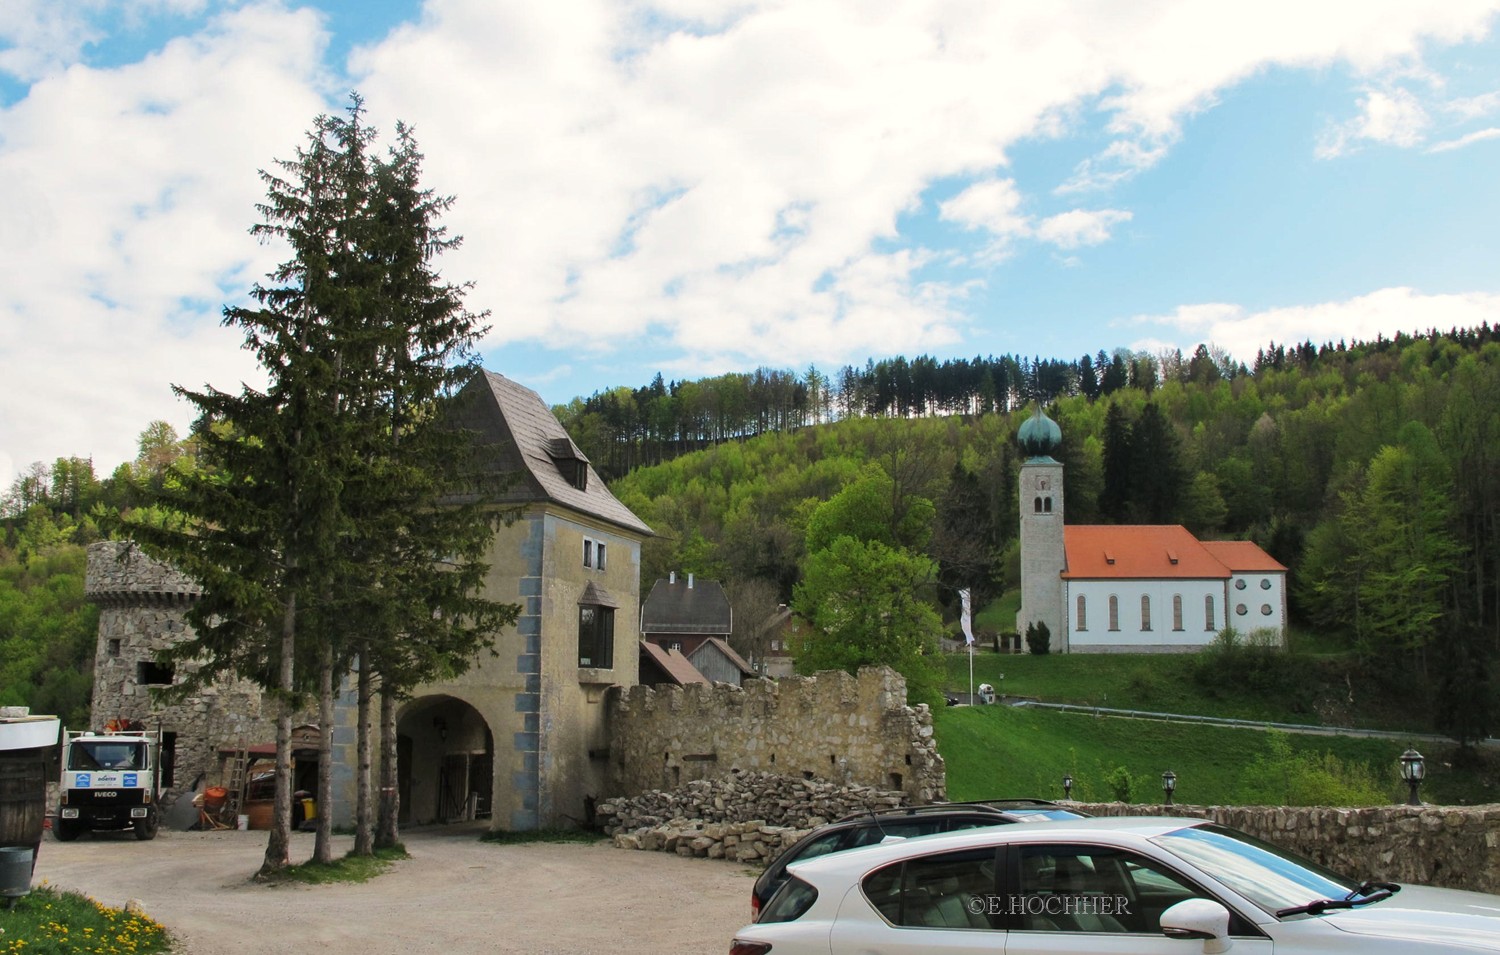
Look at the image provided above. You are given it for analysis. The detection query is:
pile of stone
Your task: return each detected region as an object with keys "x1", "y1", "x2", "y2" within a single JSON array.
[{"x1": 598, "y1": 771, "x2": 908, "y2": 864}]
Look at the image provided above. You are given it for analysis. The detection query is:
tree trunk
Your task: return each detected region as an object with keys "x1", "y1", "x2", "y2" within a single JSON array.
[
  {"x1": 258, "y1": 592, "x2": 296, "y2": 879},
  {"x1": 314, "y1": 639, "x2": 335, "y2": 864},
  {"x1": 375, "y1": 684, "x2": 401, "y2": 849},
  {"x1": 353, "y1": 653, "x2": 374, "y2": 856}
]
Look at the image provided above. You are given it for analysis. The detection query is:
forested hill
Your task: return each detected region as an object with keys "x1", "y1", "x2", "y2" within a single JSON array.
[
  {"x1": 2, "y1": 324, "x2": 1497, "y2": 735},
  {"x1": 600, "y1": 326, "x2": 1499, "y2": 738}
]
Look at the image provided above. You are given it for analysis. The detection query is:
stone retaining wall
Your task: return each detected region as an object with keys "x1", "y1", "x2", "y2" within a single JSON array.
[
  {"x1": 599, "y1": 771, "x2": 909, "y2": 864},
  {"x1": 606, "y1": 666, "x2": 945, "y2": 806},
  {"x1": 1077, "y1": 802, "x2": 1500, "y2": 894}
]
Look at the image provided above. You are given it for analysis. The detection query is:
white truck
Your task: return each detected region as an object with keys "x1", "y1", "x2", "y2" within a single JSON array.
[{"x1": 55, "y1": 722, "x2": 162, "y2": 841}]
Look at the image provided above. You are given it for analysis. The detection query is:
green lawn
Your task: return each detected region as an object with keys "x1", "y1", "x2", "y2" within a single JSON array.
[{"x1": 933, "y1": 704, "x2": 1497, "y2": 807}]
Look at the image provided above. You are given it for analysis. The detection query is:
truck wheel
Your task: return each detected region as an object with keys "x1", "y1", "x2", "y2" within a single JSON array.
[
  {"x1": 54, "y1": 819, "x2": 82, "y2": 842},
  {"x1": 133, "y1": 812, "x2": 159, "y2": 841}
]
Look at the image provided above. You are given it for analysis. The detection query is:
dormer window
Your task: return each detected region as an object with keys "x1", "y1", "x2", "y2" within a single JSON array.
[{"x1": 547, "y1": 437, "x2": 590, "y2": 491}]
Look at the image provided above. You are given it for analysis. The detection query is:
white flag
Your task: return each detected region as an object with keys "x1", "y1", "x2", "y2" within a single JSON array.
[{"x1": 960, "y1": 588, "x2": 974, "y2": 646}]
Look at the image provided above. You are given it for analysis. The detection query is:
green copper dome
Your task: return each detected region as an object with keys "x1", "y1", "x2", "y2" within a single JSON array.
[{"x1": 1017, "y1": 405, "x2": 1062, "y2": 459}]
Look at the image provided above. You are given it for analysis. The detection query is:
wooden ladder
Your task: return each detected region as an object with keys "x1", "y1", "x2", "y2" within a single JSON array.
[{"x1": 223, "y1": 745, "x2": 248, "y2": 820}]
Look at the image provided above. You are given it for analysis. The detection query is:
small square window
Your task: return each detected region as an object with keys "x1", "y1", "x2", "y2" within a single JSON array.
[
  {"x1": 107, "y1": 639, "x2": 121, "y2": 657},
  {"x1": 583, "y1": 540, "x2": 594, "y2": 568},
  {"x1": 596, "y1": 543, "x2": 606, "y2": 570}
]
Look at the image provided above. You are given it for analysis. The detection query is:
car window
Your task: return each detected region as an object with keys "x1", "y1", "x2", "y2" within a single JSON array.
[
  {"x1": 844, "y1": 819, "x2": 945, "y2": 850},
  {"x1": 759, "y1": 876, "x2": 818, "y2": 924},
  {"x1": 793, "y1": 830, "x2": 850, "y2": 862},
  {"x1": 862, "y1": 848, "x2": 999, "y2": 930},
  {"x1": 1015, "y1": 845, "x2": 1205, "y2": 934}
]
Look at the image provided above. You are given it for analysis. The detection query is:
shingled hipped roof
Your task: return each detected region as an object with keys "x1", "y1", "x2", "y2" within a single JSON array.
[
  {"x1": 454, "y1": 371, "x2": 653, "y2": 536},
  {"x1": 1062, "y1": 525, "x2": 1286, "y2": 580}
]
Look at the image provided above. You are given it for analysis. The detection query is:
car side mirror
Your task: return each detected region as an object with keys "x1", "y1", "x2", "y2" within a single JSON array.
[{"x1": 1160, "y1": 898, "x2": 1233, "y2": 954}]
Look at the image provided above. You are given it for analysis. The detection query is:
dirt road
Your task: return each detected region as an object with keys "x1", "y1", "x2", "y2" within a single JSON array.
[{"x1": 32, "y1": 825, "x2": 757, "y2": 954}]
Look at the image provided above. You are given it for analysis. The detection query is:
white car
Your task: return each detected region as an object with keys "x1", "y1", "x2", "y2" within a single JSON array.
[{"x1": 729, "y1": 816, "x2": 1500, "y2": 954}]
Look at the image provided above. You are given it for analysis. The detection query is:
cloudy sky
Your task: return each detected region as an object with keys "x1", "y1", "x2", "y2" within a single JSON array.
[{"x1": 4, "y1": 1, "x2": 1500, "y2": 485}]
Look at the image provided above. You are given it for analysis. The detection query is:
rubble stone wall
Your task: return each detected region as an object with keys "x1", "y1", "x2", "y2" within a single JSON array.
[
  {"x1": 1077, "y1": 802, "x2": 1500, "y2": 894},
  {"x1": 598, "y1": 771, "x2": 909, "y2": 864},
  {"x1": 605, "y1": 667, "x2": 945, "y2": 806}
]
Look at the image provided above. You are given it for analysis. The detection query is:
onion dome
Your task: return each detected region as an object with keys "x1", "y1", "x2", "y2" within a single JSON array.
[{"x1": 1017, "y1": 405, "x2": 1062, "y2": 459}]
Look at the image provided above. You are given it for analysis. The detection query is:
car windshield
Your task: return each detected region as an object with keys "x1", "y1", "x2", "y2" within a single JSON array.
[
  {"x1": 1153, "y1": 824, "x2": 1359, "y2": 916},
  {"x1": 1007, "y1": 809, "x2": 1084, "y2": 821},
  {"x1": 69, "y1": 742, "x2": 143, "y2": 770}
]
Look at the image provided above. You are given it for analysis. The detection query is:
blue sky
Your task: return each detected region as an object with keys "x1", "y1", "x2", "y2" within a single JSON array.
[{"x1": 3, "y1": 1, "x2": 1500, "y2": 484}]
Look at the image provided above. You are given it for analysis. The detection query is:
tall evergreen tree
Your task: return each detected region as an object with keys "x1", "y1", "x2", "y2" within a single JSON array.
[{"x1": 125, "y1": 98, "x2": 517, "y2": 874}]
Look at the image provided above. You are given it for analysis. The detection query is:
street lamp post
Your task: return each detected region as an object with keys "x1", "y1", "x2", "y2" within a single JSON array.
[
  {"x1": 1161, "y1": 770, "x2": 1177, "y2": 807},
  {"x1": 1062, "y1": 773, "x2": 1073, "y2": 801},
  {"x1": 1400, "y1": 748, "x2": 1426, "y2": 807}
]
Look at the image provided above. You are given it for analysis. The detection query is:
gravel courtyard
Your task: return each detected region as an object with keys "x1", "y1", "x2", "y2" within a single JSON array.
[{"x1": 31, "y1": 824, "x2": 757, "y2": 955}]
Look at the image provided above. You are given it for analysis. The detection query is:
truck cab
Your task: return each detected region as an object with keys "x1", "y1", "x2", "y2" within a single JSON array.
[{"x1": 56, "y1": 725, "x2": 161, "y2": 841}]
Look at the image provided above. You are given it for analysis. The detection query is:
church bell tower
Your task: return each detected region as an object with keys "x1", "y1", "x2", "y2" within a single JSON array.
[{"x1": 1017, "y1": 405, "x2": 1066, "y2": 652}]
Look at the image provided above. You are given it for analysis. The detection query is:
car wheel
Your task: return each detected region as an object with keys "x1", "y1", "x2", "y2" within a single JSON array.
[{"x1": 54, "y1": 819, "x2": 82, "y2": 842}]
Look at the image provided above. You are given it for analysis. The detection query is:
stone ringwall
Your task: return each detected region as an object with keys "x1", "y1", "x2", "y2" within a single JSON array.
[
  {"x1": 1077, "y1": 802, "x2": 1500, "y2": 894},
  {"x1": 606, "y1": 666, "x2": 945, "y2": 805},
  {"x1": 599, "y1": 771, "x2": 908, "y2": 864}
]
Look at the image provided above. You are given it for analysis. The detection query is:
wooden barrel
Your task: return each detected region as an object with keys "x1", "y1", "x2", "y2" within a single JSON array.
[{"x1": 0, "y1": 756, "x2": 48, "y2": 853}]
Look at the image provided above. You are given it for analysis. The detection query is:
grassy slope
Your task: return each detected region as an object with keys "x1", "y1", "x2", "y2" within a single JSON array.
[{"x1": 933, "y1": 695, "x2": 1497, "y2": 808}]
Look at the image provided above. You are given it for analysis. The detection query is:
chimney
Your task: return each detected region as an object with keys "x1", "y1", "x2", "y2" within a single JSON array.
[{"x1": 688, "y1": 573, "x2": 695, "y2": 589}]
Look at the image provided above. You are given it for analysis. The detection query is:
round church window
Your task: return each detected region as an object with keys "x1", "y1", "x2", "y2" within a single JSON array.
[
  {"x1": 1260, "y1": 579, "x2": 1272, "y2": 590},
  {"x1": 1261, "y1": 604, "x2": 1272, "y2": 615},
  {"x1": 1235, "y1": 604, "x2": 1247, "y2": 616},
  {"x1": 1235, "y1": 579, "x2": 1247, "y2": 590}
]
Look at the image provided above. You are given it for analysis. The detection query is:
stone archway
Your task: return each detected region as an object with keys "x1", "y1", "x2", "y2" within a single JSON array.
[{"x1": 396, "y1": 695, "x2": 494, "y2": 826}]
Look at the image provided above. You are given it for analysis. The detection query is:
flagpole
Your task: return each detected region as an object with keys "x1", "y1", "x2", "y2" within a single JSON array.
[{"x1": 960, "y1": 587, "x2": 974, "y2": 705}]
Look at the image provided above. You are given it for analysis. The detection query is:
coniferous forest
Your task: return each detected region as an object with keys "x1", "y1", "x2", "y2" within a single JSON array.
[{"x1": 4, "y1": 324, "x2": 1498, "y2": 740}]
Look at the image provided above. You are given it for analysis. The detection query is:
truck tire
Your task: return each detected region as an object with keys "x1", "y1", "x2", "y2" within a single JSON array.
[
  {"x1": 133, "y1": 811, "x2": 159, "y2": 841},
  {"x1": 54, "y1": 819, "x2": 82, "y2": 842}
]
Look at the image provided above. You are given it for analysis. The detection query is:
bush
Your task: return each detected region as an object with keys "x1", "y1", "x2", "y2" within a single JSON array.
[
  {"x1": 1238, "y1": 730, "x2": 1388, "y2": 806},
  {"x1": 1103, "y1": 765, "x2": 1133, "y2": 802},
  {"x1": 1025, "y1": 620, "x2": 1051, "y2": 655}
]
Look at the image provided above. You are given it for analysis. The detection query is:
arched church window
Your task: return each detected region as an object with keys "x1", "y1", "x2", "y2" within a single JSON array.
[
  {"x1": 1043, "y1": 497, "x2": 1052, "y2": 513},
  {"x1": 1034, "y1": 497, "x2": 1043, "y2": 512},
  {"x1": 1076, "y1": 595, "x2": 1087, "y2": 631},
  {"x1": 1205, "y1": 595, "x2": 1216, "y2": 631},
  {"x1": 1172, "y1": 595, "x2": 1183, "y2": 631},
  {"x1": 1108, "y1": 596, "x2": 1119, "y2": 631},
  {"x1": 1140, "y1": 595, "x2": 1151, "y2": 631}
]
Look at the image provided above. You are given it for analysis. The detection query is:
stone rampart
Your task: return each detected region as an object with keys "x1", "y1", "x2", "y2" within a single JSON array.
[
  {"x1": 1077, "y1": 802, "x2": 1500, "y2": 894},
  {"x1": 606, "y1": 666, "x2": 945, "y2": 805}
]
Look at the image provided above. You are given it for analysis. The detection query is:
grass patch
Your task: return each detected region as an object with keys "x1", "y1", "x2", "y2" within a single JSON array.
[
  {"x1": 261, "y1": 846, "x2": 409, "y2": 885},
  {"x1": 2, "y1": 884, "x2": 171, "y2": 955},
  {"x1": 479, "y1": 828, "x2": 604, "y2": 845},
  {"x1": 933, "y1": 704, "x2": 1499, "y2": 807}
]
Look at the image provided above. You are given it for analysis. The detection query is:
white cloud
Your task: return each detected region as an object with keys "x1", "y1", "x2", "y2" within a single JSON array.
[
  {"x1": 1128, "y1": 288, "x2": 1500, "y2": 365},
  {"x1": 1318, "y1": 86, "x2": 1432, "y2": 157},
  {"x1": 1034, "y1": 209, "x2": 1132, "y2": 250},
  {"x1": 1428, "y1": 126, "x2": 1500, "y2": 151}
]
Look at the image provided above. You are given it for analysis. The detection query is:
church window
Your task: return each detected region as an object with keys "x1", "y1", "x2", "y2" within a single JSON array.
[
  {"x1": 1235, "y1": 578, "x2": 1247, "y2": 590},
  {"x1": 1140, "y1": 595, "x2": 1152, "y2": 631},
  {"x1": 1042, "y1": 497, "x2": 1052, "y2": 513},
  {"x1": 1205, "y1": 595, "x2": 1216, "y2": 631},
  {"x1": 1076, "y1": 595, "x2": 1087, "y2": 631},
  {"x1": 1034, "y1": 497, "x2": 1043, "y2": 513},
  {"x1": 1261, "y1": 604, "x2": 1273, "y2": 616},
  {"x1": 1260, "y1": 578, "x2": 1272, "y2": 590},
  {"x1": 1172, "y1": 595, "x2": 1183, "y2": 631},
  {"x1": 1108, "y1": 596, "x2": 1119, "y2": 631},
  {"x1": 1235, "y1": 603, "x2": 1248, "y2": 616}
]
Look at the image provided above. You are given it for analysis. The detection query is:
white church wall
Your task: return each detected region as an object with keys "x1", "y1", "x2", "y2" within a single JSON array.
[
  {"x1": 1065, "y1": 579, "x2": 1226, "y2": 652},
  {"x1": 1225, "y1": 572, "x2": 1287, "y2": 644}
]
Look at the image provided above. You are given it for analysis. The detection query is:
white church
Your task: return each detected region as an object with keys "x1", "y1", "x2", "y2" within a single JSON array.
[{"x1": 1016, "y1": 407, "x2": 1287, "y2": 653}]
